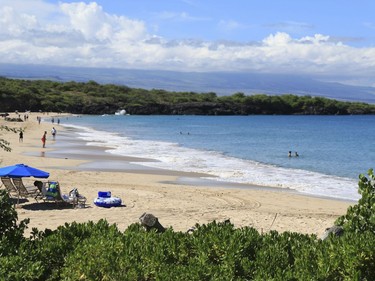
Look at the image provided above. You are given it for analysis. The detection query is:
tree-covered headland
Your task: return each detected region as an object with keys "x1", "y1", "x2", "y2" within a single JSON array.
[{"x1": 1, "y1": 77, "x2": 375, "y2": 115}]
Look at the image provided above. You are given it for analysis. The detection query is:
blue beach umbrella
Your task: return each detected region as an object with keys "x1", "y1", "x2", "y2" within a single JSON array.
[{"x1": 0, "y1": 164, "x2": 49, "y2": 178}]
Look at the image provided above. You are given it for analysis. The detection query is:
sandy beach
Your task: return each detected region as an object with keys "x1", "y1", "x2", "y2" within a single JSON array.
[{"x1": 0, "y1": 112, "x2": 354, "y2": 236}]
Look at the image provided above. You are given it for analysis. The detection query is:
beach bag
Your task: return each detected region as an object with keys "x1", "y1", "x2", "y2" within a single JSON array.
[{"x1": 46, "y1": 182, "x2": 58, "y2": 198}]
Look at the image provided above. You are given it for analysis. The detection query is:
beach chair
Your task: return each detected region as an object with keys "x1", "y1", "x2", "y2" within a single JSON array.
[
  {"x1": 43, "y1": 181, "x2": 86, "y2": 208},
  {"x1": 12, "y1": 177, "x2": 42, "y2": 202},
  {"x1": 0, "y1": 177, "x2": 18, "y2": 197}
]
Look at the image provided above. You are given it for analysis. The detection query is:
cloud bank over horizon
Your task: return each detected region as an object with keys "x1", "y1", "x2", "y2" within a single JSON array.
[{"x1": 1, "y1": 1, "x2": 375, "y2": 87}]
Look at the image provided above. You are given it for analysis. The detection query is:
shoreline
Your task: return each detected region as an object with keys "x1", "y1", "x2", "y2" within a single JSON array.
[
  {"x1": 0, "y1": 113, "x2": 354, "y2": 235},
  {"x1": 55, "y1": 115, "x2": 361, "y2": 202},
  {"x1": 30, "y1": 124, "x2": 356, "y2": 204},
  {"x1": 49, "y1": 122, "x2": 358, "y2": 203}
]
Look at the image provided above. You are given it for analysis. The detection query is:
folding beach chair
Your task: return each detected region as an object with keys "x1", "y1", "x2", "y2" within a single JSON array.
[
  {"x1": 0, "y1": 177, "x2": 18, "y2": 197},
  {"x1": 12, "y1": 177, "x2": 42, "y2": 202}
]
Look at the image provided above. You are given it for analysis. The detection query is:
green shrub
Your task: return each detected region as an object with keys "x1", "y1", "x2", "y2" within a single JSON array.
[
  {"x1": 336, "y1": 169, "x2": 375, "y2": 233},
  {"x1": 0, "y1": 169, "x2": 374, "y2": 280},
  {"x1": 0, "y1": 190, "x2": 29, "y2": 253}
]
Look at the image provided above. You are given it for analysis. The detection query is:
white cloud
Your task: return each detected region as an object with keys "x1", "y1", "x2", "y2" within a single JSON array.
[
  {"x1": 0, "y1": 6, "x2": 38, "y2": 37},
  {"x1": 263, "y1": 32, "x2": 293, "y2": 46},
  {"x1": 0, "y1": 1, "x2": 375, "y2": 86},
  {"x1": 298, "y1": 34, "x2": 331, "y2": 44},
  {"x1": 59, "y1": 2, "x2": 146, "y2": 42}
]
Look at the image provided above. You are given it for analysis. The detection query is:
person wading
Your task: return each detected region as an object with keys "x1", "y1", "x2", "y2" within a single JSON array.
[{"x1": 41, "y1": 131, "x2": 47, "y2": 148}]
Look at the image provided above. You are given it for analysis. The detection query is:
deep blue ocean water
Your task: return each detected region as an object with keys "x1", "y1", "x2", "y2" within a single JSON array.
[{"x1": 59, "y1": 115, "x2": 375, "y2": 201}]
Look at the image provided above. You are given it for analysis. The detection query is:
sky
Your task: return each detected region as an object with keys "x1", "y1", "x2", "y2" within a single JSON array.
[{"x1": 1, "y1": 0, "x2": 375, "y2": 86}]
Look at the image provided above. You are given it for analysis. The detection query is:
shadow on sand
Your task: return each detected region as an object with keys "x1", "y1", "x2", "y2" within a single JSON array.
[
  {"x1": 9, "y1": 198, "x2": 29, "y2": 205},
  {"x1": 19, "y1": 201, "x2": 91, "y2": 211}
]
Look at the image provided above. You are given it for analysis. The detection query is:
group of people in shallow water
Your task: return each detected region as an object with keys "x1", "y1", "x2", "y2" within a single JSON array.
[{"x1": 288, "y1": 151, "x2": 299, "y2": 157}]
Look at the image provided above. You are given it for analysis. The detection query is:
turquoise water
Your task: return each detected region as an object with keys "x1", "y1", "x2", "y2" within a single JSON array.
[{"x1": 59, "y1": 115, "x2": 375, "y2": 200}]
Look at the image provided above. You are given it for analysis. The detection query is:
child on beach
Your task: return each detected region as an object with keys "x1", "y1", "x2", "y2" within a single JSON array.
[{"x1": 41, "y1": 131, "x2": 47, "y2": 148}]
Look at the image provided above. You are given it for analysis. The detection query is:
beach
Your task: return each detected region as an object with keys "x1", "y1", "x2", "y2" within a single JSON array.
[{"x1": 0, "y1": 113, "x2": 354, "y2": 236}]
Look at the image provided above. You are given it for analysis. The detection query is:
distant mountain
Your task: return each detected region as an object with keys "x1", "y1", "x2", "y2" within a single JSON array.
[{"x1": 1, "y1": 63, "x2": 375, "y2": 103}]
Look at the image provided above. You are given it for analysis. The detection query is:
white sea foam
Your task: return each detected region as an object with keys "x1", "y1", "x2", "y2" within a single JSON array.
[{"x1": 64, "y1": 124, "x2": 360, "y2": 201}]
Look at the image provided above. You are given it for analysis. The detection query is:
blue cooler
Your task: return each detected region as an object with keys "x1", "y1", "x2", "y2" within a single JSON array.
[{"x1": 98, "y1": 191, "x2": 111, "y2": 198}]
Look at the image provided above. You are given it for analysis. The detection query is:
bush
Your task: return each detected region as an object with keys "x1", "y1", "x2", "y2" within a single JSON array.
[
  {"x1": 336, "y1": 169, "x2": 375, "y2": 233},
  {"x1": 0, "y1": 190, "x2": 29, "y2": 252},
  {"x1": 0, "y1": 170, "x2": 374, "y2": 280}
]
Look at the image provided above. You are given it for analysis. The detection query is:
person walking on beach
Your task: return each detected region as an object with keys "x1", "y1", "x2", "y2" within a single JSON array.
[
  {"x1": 19, "y1": 131, "x2": 23, "y2": 142},
  {"x1": 41, "y1": 131, "x2": 47, "y2": 148}
]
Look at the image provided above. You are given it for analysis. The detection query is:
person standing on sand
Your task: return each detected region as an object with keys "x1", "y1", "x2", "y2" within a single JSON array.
[
  {"x1": 19, "y1": 131, "x2": 23, "y2": 142},
  {"x1": 41, "y1": 131, "x2": 47, "y2": 148}
]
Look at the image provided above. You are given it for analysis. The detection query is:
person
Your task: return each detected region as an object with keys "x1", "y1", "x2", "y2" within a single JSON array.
[
  {"x1": 288, "y1": 151, "x2": 292, "y2": 157},
  {"x1": 19, "y1": 131, "x2": 23, "y2": 142},
  {"x1": 295, "y1": 152, "x2": 299, "y2": 157},
  {"x1": 51, "y1": 127, "x2": 56, "y2": 139},
  {"x1": 41, "y1": 131, "x2": 47, "y2": 148},
  {"x1": 34, "y1": 180, "x2": 44, "y2": 193}
]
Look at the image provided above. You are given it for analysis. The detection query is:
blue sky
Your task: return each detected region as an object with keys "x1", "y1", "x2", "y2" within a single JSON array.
[
  {"x1": 1, "y1": 0, "x2": 375, "y2": 86},
  {"x1": 76, "y1": 0, "x2": 375, "y2": 47}
]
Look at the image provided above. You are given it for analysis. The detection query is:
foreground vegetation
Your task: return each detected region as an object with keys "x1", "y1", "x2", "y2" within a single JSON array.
[
  {"x1": 0, "y1": 170, "x2": 374, "y2": 280},
  {"x1": 1, "y1": 77, "x2": 375, "y2": 115},
  {"x1": 0, "y1": 125, "x2": 22, "y2": 152}
]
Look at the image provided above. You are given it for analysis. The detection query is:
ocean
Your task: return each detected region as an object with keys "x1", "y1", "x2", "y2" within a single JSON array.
[{"x1": 58, "y1": 115, "x2": 375, "y2": 201}]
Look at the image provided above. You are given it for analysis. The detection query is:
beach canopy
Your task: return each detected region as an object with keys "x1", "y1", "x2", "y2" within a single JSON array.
[{"x1": 0, "y1": 164, "x2": 49, "y2": 178}]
